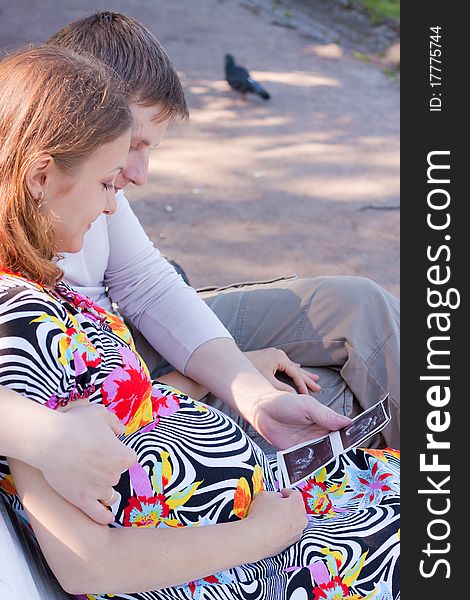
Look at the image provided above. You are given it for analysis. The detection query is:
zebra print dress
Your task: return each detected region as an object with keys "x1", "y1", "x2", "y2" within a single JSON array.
[{"x1": 0, "y1": 272, "x2": 400, "y2": 600}]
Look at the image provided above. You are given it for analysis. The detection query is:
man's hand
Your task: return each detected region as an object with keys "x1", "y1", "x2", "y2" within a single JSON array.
[
  {"x1": 247, "y1": 389, "x2": 351, "y2": 450},
  {"x1": 244, "y1": 348, "x2": 321, "y2": 395},
  {"x1": 41, "y1": 405, "x2": 136, "y2": 524},
  {"x1": 185, "y1": 338, "x2": 349, "y2": 450}
]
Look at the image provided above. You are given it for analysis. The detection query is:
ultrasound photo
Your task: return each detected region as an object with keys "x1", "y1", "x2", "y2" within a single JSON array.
[
  {"x1": 282, "y1": 436, "x2": 334, "y2": 485},
  {"x1": 339, "y1": 400, "x2": 388, "y2": 449},
  {"x1": 277, "y1": 396, "x2": 390, "y2": 487}
]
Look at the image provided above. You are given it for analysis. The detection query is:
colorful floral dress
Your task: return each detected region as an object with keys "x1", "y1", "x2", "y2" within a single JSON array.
[{"x1": 0, "y1": 273, "x2": 400, "y2": 600}]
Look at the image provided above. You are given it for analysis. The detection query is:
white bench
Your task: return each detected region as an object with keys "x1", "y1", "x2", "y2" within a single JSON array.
[{"x1": 0, "y1": 496, "x2": 72, "y2": 599}]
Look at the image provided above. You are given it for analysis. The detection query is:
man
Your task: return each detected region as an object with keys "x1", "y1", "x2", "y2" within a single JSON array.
[{"x1": 0, "y1": 11, "x2": 399, "y2": 524}]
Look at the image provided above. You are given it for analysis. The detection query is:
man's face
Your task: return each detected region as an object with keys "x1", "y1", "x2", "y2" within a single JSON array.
[{"x1": 114, "y1": 103, "x2": 170, "y2": 191}]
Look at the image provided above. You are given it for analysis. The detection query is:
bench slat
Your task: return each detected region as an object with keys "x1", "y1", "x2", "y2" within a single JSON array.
[{"x1": 0, "y1": 497, "x2": 72, "y2": 599}]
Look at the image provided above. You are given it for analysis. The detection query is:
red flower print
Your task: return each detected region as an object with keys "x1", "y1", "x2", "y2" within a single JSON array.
[
  {"x1": 313, "y1": 576, "x2": 349, "y2": 600},
  {"x1": 151, "y1": 388, "x2": 180, "y2": 420},
  {"x1": 101, "y1": 347, "x2": 154, "y2": 433},
  {"x1": 300, "y1": 479, "x2": 333, "y2": 516},
  {"x1": 124, "y1": 495, "x2": 171, "y2": 528}
]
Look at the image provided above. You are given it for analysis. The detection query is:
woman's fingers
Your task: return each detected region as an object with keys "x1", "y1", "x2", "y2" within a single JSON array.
[
  {"x1": 98, "y1": 488, "x2": 117, "y2": 507},
  {"x1": 82, "y1": 500, "x2": 115, "y2": 525},
  {"x1": 41, "y1": 406, "x2": 136, "y2": 525},
  {"x1": 106, "y1": 409, "x2": 126, "y2": 436},
  {"x1": 280, "y1": 487, "x2": 301, "y2": 499}
]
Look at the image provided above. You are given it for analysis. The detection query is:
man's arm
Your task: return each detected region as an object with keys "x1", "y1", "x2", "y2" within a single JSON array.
[
  {"x1": 104, "y1": 193, "x2": 233, "y2": 374},
  {"x1": 158, "y1": 347, "x2": 321, "y2": 400},
  {"x1": 102, "y1": 196, "x2": 349, "y2": 448},
  {"x1": 185, "y1": 338, "x2": 350, "y2": 450}
]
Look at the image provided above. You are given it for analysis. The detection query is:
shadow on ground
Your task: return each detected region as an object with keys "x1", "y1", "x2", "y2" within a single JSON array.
[{"x1": 0, "y1": 0, "x2": 400, "y2": 297}]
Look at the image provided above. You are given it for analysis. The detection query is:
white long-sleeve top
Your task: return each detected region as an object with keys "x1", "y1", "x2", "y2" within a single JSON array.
[{"x1": 59, "y1": 192, "x2": 232, "y2": 374}]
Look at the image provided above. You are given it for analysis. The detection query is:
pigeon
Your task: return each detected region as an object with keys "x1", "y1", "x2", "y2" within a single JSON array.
[{"x1": 224, "y1": 54, "x2": 270, "y2": 100}]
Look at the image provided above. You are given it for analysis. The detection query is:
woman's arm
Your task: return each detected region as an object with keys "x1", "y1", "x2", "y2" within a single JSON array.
[
  {"x1": 0, "y1": 385, "x2": 60, "y2": 466},
  {"x1": 9, "y1": 458, "x2": 306, "y2": 595},
  {"x1": 0, "y1": 386, "x2": 136, "y2": 524}
]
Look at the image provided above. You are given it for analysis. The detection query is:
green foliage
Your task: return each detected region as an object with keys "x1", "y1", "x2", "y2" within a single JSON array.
[
  {"x1": 383, "y1": 61, "x2": 400, "y2": 79},
  {"x1": 352, "y1": 50, "x2": 371, "y2": 63},
  {"x1": 355, "y1": 0, "x2": 400, "y2": 23}
]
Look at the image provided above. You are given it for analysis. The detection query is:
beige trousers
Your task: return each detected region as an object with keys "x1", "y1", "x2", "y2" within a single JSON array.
[{"x1": 133, "y1": 275, "x2": 400, "y2": 452}]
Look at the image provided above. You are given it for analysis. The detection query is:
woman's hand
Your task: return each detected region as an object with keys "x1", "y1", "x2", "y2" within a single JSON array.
[
  {"x1": 244, "y1": 348, "x2": 321, "y2": 394},
  {"x1": 40, "y1": 405, "x2": 136, "y2": 525},
  {"x1": 246, "y1": 489, "x2": 307, "y2": 557}
]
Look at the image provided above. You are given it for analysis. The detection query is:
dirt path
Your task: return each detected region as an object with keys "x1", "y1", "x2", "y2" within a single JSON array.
[{"x1": 0, "y1": 0, "x2": 400, "y2": 297}]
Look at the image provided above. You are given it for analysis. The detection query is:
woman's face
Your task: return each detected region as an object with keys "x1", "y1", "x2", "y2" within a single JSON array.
[{"x1": 41, "y1": 131, "x2": 131, "y2": 253}]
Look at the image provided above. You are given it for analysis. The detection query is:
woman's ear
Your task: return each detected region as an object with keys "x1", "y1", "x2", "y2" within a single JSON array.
[{"x1": 25, "y1": 154, "x2": 54, "y2": 200}]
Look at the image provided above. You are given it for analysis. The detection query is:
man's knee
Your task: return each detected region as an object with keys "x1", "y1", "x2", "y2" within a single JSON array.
[
  {"x1": 311, "y1": 275, "x2": 395, "y2": 302},
  {"x1": 306, "y1": 276, "x2": 399, "y2": 321}
]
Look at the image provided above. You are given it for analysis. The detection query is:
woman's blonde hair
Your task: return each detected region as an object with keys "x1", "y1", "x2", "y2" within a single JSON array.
[{"x1": 0, "y1": 45, "x2": 131, "y2": 287}]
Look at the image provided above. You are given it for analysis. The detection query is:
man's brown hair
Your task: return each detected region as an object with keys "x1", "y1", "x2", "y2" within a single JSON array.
[
  {"x1": 0, "y1": 46, "x2": 131, "y2": 286},
  {"x1": 48, "y1": 11, "x2": 189, "y2": 122}
]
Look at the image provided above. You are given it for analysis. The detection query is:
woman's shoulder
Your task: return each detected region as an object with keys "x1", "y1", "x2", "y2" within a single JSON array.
[
  {"x1": 0, "y1": 272, "x2": 66, "y2": 318},
  {"x1": 1, "y1": 271, "x2": 47, "y2": 297}
]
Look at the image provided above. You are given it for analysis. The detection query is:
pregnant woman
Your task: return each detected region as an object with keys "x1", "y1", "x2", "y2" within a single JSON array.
[{"x1": 0, "y1": 46, "x2": 399, "y2": 600}]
